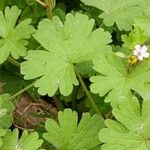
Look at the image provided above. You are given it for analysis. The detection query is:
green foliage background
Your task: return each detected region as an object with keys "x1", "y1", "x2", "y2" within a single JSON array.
[{"x1": 0, "y1": 0, "x2": 150, "y2": 149}]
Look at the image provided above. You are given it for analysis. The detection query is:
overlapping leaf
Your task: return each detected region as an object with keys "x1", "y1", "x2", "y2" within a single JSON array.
[
  {"x1": 122, "y1": 27, "x2": 148, "y2": 50},
  {"x1": 99, "y1": 97, "x2": 150, "y2": 150},
  {"x1": 43, "y1": 109, "x2": 104, "y2": 150},
  {"x1": 21, "y1": 13, "x2": 112, "y2": 96},
  {"x1": 0, "y1": 94, "x2": 14, "y2": 128},
  {"x1": 90, "y1": 52, "x2": 150, "y2": 107},
  {"x1": 81, "y1": 0, "x2": 148, "y2": 31},
  {"x1": 0, "y1": 6, "x2": 34, "y2": 64},
  {"x1": 0, "y1": 129, "x2": 43, "y2": 150},
  {"x1": 135, "y1": 10, "x2": 150, "y2": 36}
]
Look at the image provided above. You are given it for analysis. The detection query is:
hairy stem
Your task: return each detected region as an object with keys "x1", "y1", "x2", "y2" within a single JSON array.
[
  {"x1": 36, "y1": 0, "x2": 47, "y2": 7},
  {"x1": 75, "y1": 69, "x2": 103, "y2": 118},
  {"x1": 10, "y1": 82, "x2": 35, "y2": 99},
  {"x1": 45, "y1": 0, "x2": 56, "y2": 19}
]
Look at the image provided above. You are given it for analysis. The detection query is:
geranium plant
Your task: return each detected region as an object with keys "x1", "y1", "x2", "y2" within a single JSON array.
[{"x1": 0, "y1": 0, "x2": 150, "y2": 149}]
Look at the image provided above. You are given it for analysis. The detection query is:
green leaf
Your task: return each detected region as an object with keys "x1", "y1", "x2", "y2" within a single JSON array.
[
  {"x1": 0, "y1": 6, "x2": 34, "y2": 64},
  {"x1": 21, "y1": 13, "x2": 112, "y2": 96},
  {"x1": 0, "y1": 129, "x2": 6, "y2": 147},
  {"x1": 26, "y1": 0, "x2": 36, "y2": 6},
  {"x1": 0, "y1": 69, "x2": 24, "y2": 94},
  {"x1": 43, "y1": 109, "x2": 104, "y2": 150},
  {"x1": 75, "y1": 61, "x2": 96, "y2": 77},
  {"x1": 0, "y1": 0, "x2": 7, "y2": 11},
  {"x1": 0, "y1": 94, "x2": 14, "y2": 128},
  {"x1": 0, "y1": 129, "x2": 43, "y2": 150},
  {"x1": 99, "y1": 97, "x2": 150, "y2": 150},
  {"x1": 135, "y1": 13, "x2": 150, "y2": 36},
  {"x1": 81, "y1": 0, "x2": 146, "y2": 31},
  {"x1": 122, "y1": 27, "x2": 148, "y2": 49},
  {"x1": 84, "y1": 93, "x2": 111, "y2": 115},
  {"x1": 7, "y1": 0, "x2": 26, "y2": 8},
  {"x1": 53, "y1": 3, "x2": 66, "y2": 22},
  {"x1": 90, "y1": 52, "x2": 150, "y2": 107}
]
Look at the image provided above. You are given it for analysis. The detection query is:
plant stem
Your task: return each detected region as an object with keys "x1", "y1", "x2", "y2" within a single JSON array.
[
  {"x1": 36, "y1": 0, "x2": 55, "y2": 19},
  {"x1": 45, "y1": 0, "x2": 56, "y2": 19},
  {"x1": 7, "y1": 57, "x2": 20, "y2": 67},
  {"x1": 36, "y1": 0, "x2": 47, "y2": 7},
  {"x1": 75, "y1": 69, "x2": 103, "y2": 118},
  {"x1": 71, "y1": 86, "x2": 78, "y2": 110},
  {"x1": 10, "y1": 82, "x2": 35, "y2": 99},
  {"x1": 53, "y1": 96, "x2": 64, "y2": 111},
  {"x1": 46, "y1": 5, "x2": 52, "y2": 19},
  {"x1": 100, "y1": 22, "x2": 104, "y2": 28}
]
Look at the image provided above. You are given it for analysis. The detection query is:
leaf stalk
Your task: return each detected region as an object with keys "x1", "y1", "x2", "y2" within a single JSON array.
[
  {"x1": 45, "y1": 0, "x2": 56, "y2": 19},
  {"x1": 10, "y1": 82, "x2": 35, "y2": 99},
  {"x1": 75, "y1": 69, "x2": 103, "y2": 119},
  {"x1": 36, "y1": 0, "x2": 47, "y2": 7},
  {"x1": 7, "y1": 57, "x2": 20, "y2": 67}
]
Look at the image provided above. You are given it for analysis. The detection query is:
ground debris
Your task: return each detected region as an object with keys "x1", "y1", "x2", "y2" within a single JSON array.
[{"x1": 13, "y1": 94, "x2": 57, "y2": 129}]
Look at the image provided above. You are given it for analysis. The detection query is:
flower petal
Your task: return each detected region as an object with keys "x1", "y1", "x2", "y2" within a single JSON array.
[
  {"x1": 135, "y1": 44, "x2": 141, "y2": 50},
  {"x1": 141, "y1": 46, "x2": 148, "y2": 52},
  {"x1": 138, "y1": 55, "x2": 143, "y2": 61},
  {"x1": 133, "y1": 50, "x2": 138, "y2": 56},
  {"x1": 142, "y1": 52, "x2": 150, "y2": 58}
]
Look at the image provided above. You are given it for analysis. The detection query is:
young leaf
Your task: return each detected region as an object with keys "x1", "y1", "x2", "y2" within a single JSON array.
[
  {"x1": 21, "y1": 13, "x2": 112, "y2": 96},
  {"x1": 0, "y1": 6, "x2": 34, "y2": 64},
  {"x1": 0, "y1": 94, "x2": 14, "y2": 128},
  {"x1": 99, "y1": 97, "x2": 150, "y2": 150},
  {"x1": 122, "y1": 27, "x2": 148, "y2": 50},
  {"x1": 0, "y1": 129, "x2": 43, "y2": 150},
  {"x1": 81, "y1": 0, "x2": 145, "y2": 31},
  {"x1": 43, "y1": 109, "x2": 104, "y2": 150},
  {"x1": 90, "y1": 52, "x2": 150, "y2": 107}
]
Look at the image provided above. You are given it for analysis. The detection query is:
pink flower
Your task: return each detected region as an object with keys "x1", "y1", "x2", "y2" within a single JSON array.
[{"x1": 133, "y1": 45, "x2": 149, "y2": 61}]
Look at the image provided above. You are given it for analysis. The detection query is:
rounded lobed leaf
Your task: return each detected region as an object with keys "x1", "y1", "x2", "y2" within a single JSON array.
[
  {"x1": 0, "y1": 94, "x2": 14, "y2": 128},
  {"x1": 0, "y1": 6, "x2": 35, "y2": 64},
  {"x1": 0, "y1": 129, "x2": 43, "y2": 150},
  {"x1": 90, "y1": 52, "x2": 150, "y2": 107},
  {"x1": 21, "y1": 13, "x2": 112, "y2": 97},
  {"x1": 81, "y1": 0, "x2": 148, "y2": 31},
  {"x1": 43, "y1": 109, "x2": 104, "y2": 150},
  {"x1": 99, "y1": 97, "x2": 150, "y2": 150}
]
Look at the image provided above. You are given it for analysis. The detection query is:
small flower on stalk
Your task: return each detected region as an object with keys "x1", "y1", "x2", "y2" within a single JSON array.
[{"x1": 133, "y1": 44, "x2": 149, "y2": 61}]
